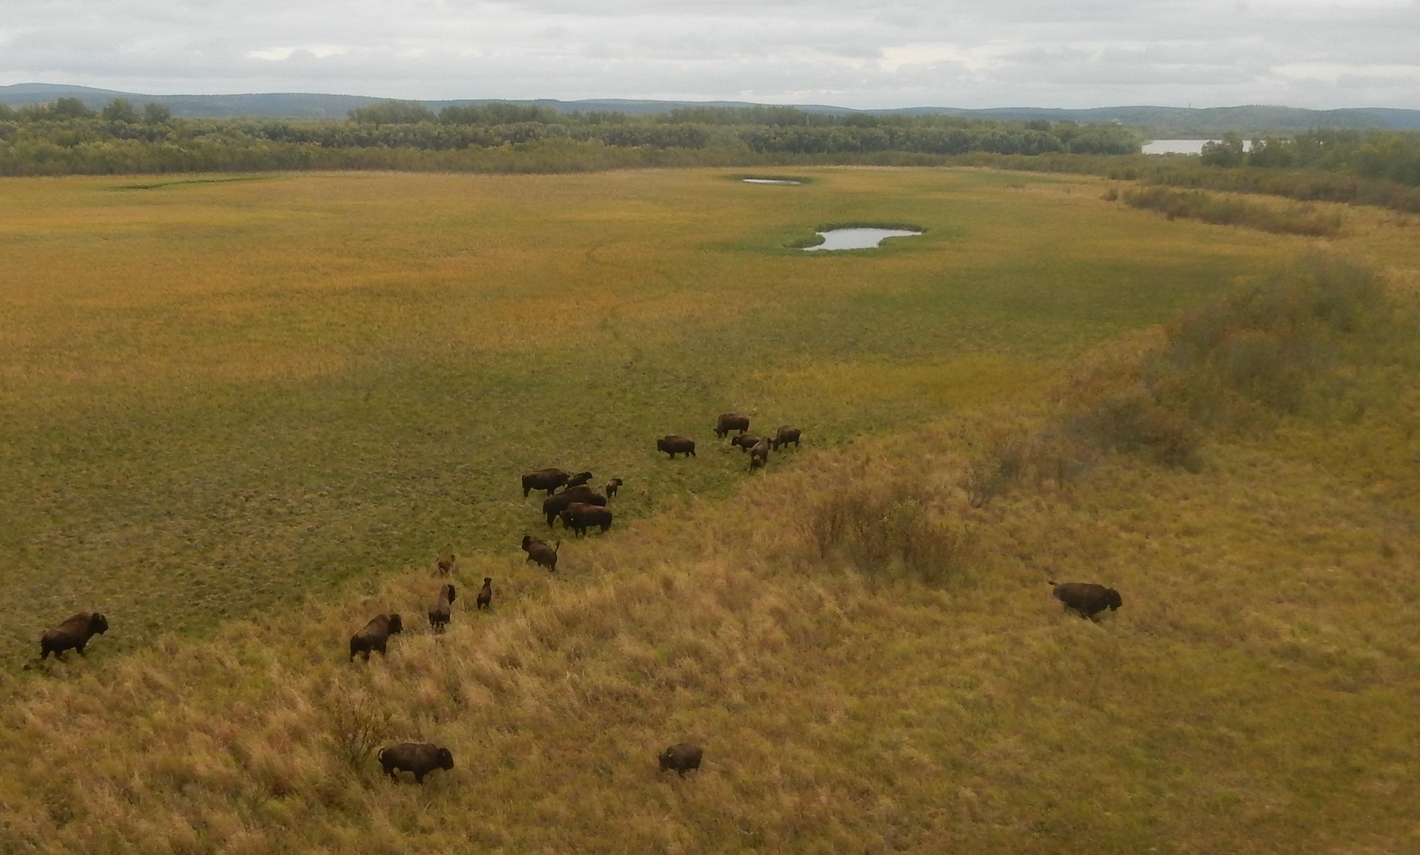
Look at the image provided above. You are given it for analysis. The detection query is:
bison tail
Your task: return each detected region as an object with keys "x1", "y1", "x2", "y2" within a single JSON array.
[
  {"x1": 554, "y1": 541, "x2": 562, "y2": 553},
  {"x1": 377, "y1": 747, "x2": 388, "y2": 763},
  {"x1": 1047, "y1": 579, "x2": 1058, "y2": 586}
]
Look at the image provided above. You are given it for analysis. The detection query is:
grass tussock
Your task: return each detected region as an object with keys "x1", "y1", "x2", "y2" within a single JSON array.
[{"x1": 1120, "y1": 185, "x2": 1344, "y2": 236}]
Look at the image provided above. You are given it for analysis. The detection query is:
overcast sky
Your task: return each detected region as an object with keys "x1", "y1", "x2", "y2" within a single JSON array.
[{"x1": 1, "y1": 0, "x2": 1416, "y2": 109}]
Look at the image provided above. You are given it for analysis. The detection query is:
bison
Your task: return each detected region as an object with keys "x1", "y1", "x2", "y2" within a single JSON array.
[
  {"x1": 1050, "y1": 581, "x2": 1123, "y2": 620},
  {"x1": 428, "y1": 584, "x2": 456, "y2": 632},
  {"x1": 605, "y1": 477, "x2": 623, "y2": 499},
  {"x1": 560, "y1": 501, "x2": 613, "y2": 536},
  {"x1": 378, "y1": 743, "x2": 454, "y2": 784},
  {"x1": 657, "y1": 435, "x2": 696, "y2": 459},
  {"x1": 730, "y1": 434, "x2": 764, "y2": 453},
  {"x1": 563, "y1": 471, "x2": 594, "y2": 490},
  {"x1": 522, "y1": 535, "x2": 561, "y2": 572},
  {"x1": 39, "y1": 612, "x2": 108, "y2": 661},
  {"x1": 658, "y1": 742, "x2": 703, "y2": 776},
  {"x1": 748, "y1": 437, "x2": 770, "y2": 472},
  {"x1": 770, "y1": 425, "x2": 801, "y2": 451},
  {"x1": 542, "y1": 484, "x2": 607, "y2": 526},
  {"x1": 436, "y1": 553, "x2": 456, "y2": 576},
  {"x1": 477, "y1": 577, "x2": 493, "y2": 610},
  {"x1": 522, "y1": 468, "x2": 570, "y2": 497},
  {"x1": 714, "y1": 413, "x2": 750, "y2": 438},
  {"x1": 349, "y1": 613, "x2": 404, "y2": 661}
]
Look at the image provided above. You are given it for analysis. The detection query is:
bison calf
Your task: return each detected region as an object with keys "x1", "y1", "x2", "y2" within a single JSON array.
[
  {"x1": 563, "y1": 471, "x2": 594, "y2": 490},
  {"x1": 748, "y1": 437, "x2": 770, "y2": 472},
  {"x1": 428, "y1": 584, "x2": 456, "y2": 632},
  {"x1": 714, "y1": 412, "x2": 751, "y2": 438},
  {"x1": 658, "y1": 742, "x2": 703, "y2": 776},
  {"x1": 522, "y1": 468, "x2": 570, "y2": 497},
  {"x1": 477, "y1": 577, "x2": 493, "y2": 610},
  {"x1": 378, "y1": 743, "x2": 454, "y2": 784},
  {"x1": 522, "y1": 535, "x2": 561, "y2": 572},
  {"x1": 605, "y1": 477, "x2": 623, "y2": 499},
  {"x1": 349, "y1": 613, "x2": 404, "y2": 661},
  {"x1": 436, "y1": 553, "x2": 456, "y2": 576},
  {"x1": 1050, "y1": 581, "x2": 1123, "y2": 620},
  {"x1": 560, "y1": 501, "x2": 613, "y2": 536},
  {"x1": 730, "y1": 434, "x2": 764, "y2": 452},
  {"x1": 657, "y1": 435, "x2": 696, "y2": 459},
  {"x1": 542, "y1": 484, "x2": 607, "y2": 526},
  {"x1": 40, "y1": 612, "x2": 109, "y2": 661},
  {"x1": 770, "y1": 425, "x2": 801, "y2": 451}
]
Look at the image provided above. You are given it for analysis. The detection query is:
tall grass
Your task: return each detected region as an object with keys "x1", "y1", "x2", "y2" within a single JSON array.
[{"x1": 1120, "y1": 186, "x2": 1343, "y2": 236}]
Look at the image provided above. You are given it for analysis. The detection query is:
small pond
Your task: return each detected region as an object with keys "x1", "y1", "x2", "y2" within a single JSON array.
[
  {"x1": 743, "y1": 178, "x2": 801, "y2": 185},
  {"x1": 803, "y1": 227, "x2": 922, "y2": 251}
]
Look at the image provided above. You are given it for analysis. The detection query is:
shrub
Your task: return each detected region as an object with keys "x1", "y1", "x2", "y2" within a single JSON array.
[{"x1": 322, "y1": 689, "x2": 393, "y2": 770}]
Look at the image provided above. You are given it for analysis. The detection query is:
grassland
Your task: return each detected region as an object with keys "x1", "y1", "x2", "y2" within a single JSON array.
[{"x1": 0, "y1": 167, "x2": 1414, "y2": 853}]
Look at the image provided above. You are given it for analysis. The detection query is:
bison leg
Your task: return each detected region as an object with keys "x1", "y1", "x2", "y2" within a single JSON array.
[{"x1": 414, "y1": 771, "x2": 425, "y2": 784}]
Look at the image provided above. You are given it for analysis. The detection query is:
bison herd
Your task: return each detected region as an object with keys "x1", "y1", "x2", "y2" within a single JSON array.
[{"x1": 32, "y1": 408, "x2": 1125, "y2": 786}]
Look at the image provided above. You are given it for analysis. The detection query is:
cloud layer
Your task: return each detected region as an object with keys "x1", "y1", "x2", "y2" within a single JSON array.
[{"x1": 1, "y1": 0, "x2": 1416, "y2": 108}]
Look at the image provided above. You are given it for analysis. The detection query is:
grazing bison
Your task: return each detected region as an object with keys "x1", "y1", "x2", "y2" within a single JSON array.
[
  {"x1": 349, "y1": 614, "x2": 404, "y2": 661},
  {"x1": 436, "y1": 553, "x2": 456, "y2": 576},
  {"x1": 1050, "y1": 581, "x2": 1123, "y2": 620},
  {"x1": 657, "y1": 435, "x2": 696, "y2": 459},
  {"x1": 658, "y1": 742, "x2": 703, "y2": 776},
  {"x1": 522, "y1": 468, "x2": 570, "y2": 497},
  {"x1": 560, "y1": 502, "x2": 613, "y2": 536},
  {"x1": 748, "y1": 437, "x2": 770, "y2": 472},
  {"x1": 428, "y1": 584, "x2": 456, "y2": 632},
  {"x1": 39, "y1": 612, "x2": 108, "y2": 661},
  {"x1": 563, "y1": 471, "x2": 594, "y2": 490},
  {"x1": 714, "y1": 413, "x2": 750, "y2": 438},
  {"x1": 378, "y1": 743, "x2": 454, "y2": 784},
  {"x1": 542, "y1": 484, "x2": 607, "y2": 526},
  {"x1": 522, "y1": 535, "x2": 561, "y2": 572},
  {"x1": 477, "y1": 577, "x2": 493, "y2": 610},
  {"x1": 730, "y1": 434, "x2": 764, "y2": 452},
  {"x1": 770, "y1": 425, "x2": 801, "y2": 451},
  {"x1": 605, "y1": 477, "x2": 623, "y2": 499}
]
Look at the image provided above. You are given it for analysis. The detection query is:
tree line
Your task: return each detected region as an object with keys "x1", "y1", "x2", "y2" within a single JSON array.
[{"x1": 0, "y1": 97, "x2": 1414, "y2": 211}]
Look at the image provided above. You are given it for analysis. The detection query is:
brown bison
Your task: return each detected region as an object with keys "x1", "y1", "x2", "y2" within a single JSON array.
[
  {"x1": 560, "y1": 502, "x2": 613, "y2": 536},
  {"x1": 542, "y1": 484, "x2": 607, "y2": 526},
  {"x1": 378, "y1": 743, "x2": 454, "y2": 784},
  {"x1": 657, "y1": 435, "x2": 696, "y2": 459},
  {"x1": 770, "y1": 425, "x2": 801, "y2": 451},
  {"x1": 714, "y1": 413, "x2": 750, "y2": 438},
  {"x1": 522, "y1": 535, "x2": 561, "y2": 572},
  {"x1": 349, "y1": 614, "x2": 404, "y2": 661},
  {"x1": 436, "y1": 553, "x2": 456, "y2": 576},
  {"x1": 563, "y1": 471, "x2": 594, "y2": 490},
  {"x1": 522, "y1": 468, "x2": 570, "y2": 497},
  {"x1": 476, "y1": 577, "x2": 493, "y2": 610},
  {"x1": 1050, "y1": 581, "x2": 1123, "y2": 620},
  {"x1": 428, "y1": 584, "x2": 456, "y2": 632},
  {"x1": 730, "y1": 434, "x2": 764, "y2": 452},
  {"x1": 658, "y1": 742, "x2": 703, "y2": 776},
  {"x1": 40, "y1": 612, "x2": 108, "y2": 661},
  {"x1": 605, "y1": 477, "x2": 623, "y2": 499},
  {"x1": 748, "y1": 437, "x2": 770, "y2": 472}
]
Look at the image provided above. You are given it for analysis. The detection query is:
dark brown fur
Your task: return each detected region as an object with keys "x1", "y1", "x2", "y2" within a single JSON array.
[
  {"x1": 542, "y1": 485, "x2": 607, "y2": 526},
  {"x1": 39, "y1": 612, "x2": 108, "y2": 660},
  {"x1": 428, "y1": 584, "x2": 456, "y2": 632},
  {"x1": 714, "y1": 413, "x2": 750, "y2": 438},
  {"x1": 657, "y1": 435, "x2": 696, "y2": 458},
  {"x1": 521, "y1": 468, "x2": 570, "y2": 497},
  {"x1": 476, "y1": 577, "x2": 492, "y2": 610},
  {"x1": 658, "y1": 742, "x2": 703, "y2": 776},
  {"x1": 605, "y1": 477, "x2": 623, "y2": 499},
  {"x1": 349, "y1": 613, "x2": 404, "y2": 661},
  {"x1": 731, "y1": 434, "x2": 764, "y2": 452},
  {"x1": 770, "y1": 425, "x2": 801, "y2": 451},
  {"x1": 378, "y1": 743, "x2": 454, "y2": 784},
  {"x1": 521, "y1": 535, "x2": 561, "y2": 572},
  {"x1": 748, "y1": 437, "x2": 770, "y2": 472},
  {"x1": 1050, "y1": 581, "x2": 1123, "y2": 620},
  {"x1": 560, "y1": 501, "x2": 613, "y2": 536},
  {"x1": 563, "y1": 471, "x2": 594, "y2": 490}
]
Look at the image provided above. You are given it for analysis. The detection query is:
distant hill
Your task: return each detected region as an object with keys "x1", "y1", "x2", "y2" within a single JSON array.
[{"x1": 1, "y1": 83, "x2": 1415, "y2": 134}]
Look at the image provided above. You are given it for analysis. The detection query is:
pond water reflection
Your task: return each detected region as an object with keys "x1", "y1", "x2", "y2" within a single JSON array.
[{"x1": 803, "y1": 228, "x2": 922, "y2": 251}]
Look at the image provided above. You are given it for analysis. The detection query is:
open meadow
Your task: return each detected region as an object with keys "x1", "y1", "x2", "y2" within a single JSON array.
[{"x1": 0, "y1": 167, "x2": 1415, "y2": 852}]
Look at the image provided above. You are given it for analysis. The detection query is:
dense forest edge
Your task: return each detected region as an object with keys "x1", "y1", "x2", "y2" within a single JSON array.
[{"x1": 1, "y1": 96, "x2": 1417, "y2": 211}]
